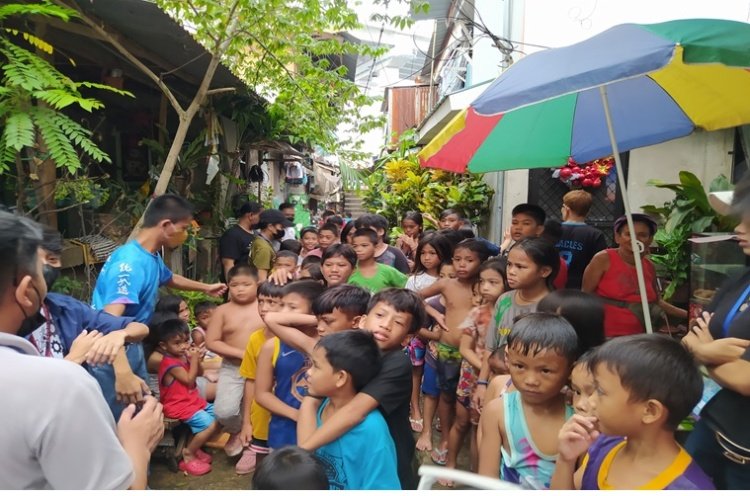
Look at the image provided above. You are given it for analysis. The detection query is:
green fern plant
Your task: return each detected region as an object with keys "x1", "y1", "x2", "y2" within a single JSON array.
[{"x1": 0, "y1": 2, "x2": 133, "y2": 174}]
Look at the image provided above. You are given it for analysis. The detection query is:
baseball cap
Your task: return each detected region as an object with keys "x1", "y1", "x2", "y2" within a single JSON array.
[
  {"x1": 259, "y1": 209, "x2": 294, "y2": 227},
  {"x1": 614, "y1": 213, "x2": 657, "y2": 235},
  {"x1": 238, "y1": 201, "x2": 262, "y2": 216}
]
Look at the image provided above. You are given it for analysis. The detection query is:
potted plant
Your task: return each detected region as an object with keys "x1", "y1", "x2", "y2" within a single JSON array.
[{"x1": 642, "y1": 171, "x2": 735, "y2": 304}]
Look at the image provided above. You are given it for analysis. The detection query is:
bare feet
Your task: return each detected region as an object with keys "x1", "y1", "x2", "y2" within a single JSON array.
[{"x1": 416, "y1": 432, "x2": 432, "y2": 452}]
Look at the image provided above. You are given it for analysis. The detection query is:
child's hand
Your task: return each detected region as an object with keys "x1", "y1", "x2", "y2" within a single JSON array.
[
  {"x1": 502, "y1": 227, "x2": 512, "y2": 243},
  {"x1": 66, "y1": 330, "x2": 103, "y2": 365},
  {"x1": 187, "y1": 346, "x2": 202, "y2": 361},
  {"x1": 557, "y1": 414, "x2": 599, "y2": 463},
  {"x1": 239, "y1": 421, "x2": 253, "y2": 447},
  {"x1": 268, "y1": 268, "x2": 295, "y2": 286}
]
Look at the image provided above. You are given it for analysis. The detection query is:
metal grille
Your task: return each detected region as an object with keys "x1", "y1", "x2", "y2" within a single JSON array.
[{"x1": 527, "y1": 155, "x2": 628, "y2": 247}]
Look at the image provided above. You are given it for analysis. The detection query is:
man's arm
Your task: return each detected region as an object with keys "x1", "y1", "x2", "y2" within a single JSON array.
[
  {"x1": 85, "y1": 322, "x2": 149, "y2": 366},
  {"x1": 167, "y1": 274, "x2": 226, "y2": 298},
  {"x1": 112, "y1": 350, "x2": 149, "y2": 404},
  {"x1": 264, "y1": 312, "x2": 319, "y2": 355},
  {"x1": 103, "y1": 303, "x2": 126, "y2": 317},
  {"x1": 298, "y1": 392, "x2": 378, "y2": 450}
]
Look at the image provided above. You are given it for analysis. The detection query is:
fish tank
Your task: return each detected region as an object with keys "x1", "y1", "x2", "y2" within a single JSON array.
[{"x1": 689, "y1": 234, "x2": 749, "y2": 320}]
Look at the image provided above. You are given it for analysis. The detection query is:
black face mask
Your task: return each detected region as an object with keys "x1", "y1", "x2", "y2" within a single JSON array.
[
  {"x1": 17, "y1": 284, "x2": 46, "y2": 338},
  {"x1": 273, "y1": 227, "x2": 286, "y2": 240},
  {"x1": 43, "y1": 265, "x2": 60, "y2": 290}
]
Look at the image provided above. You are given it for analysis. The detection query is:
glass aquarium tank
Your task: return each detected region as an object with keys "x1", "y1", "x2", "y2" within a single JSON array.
[{"x1": 689, "y1": 234, "x2": 749, "y2": 320}]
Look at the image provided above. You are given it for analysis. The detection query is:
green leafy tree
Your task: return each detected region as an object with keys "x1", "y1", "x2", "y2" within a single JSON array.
[
  {"x1": 362, "y1": 130, "x2": 494, "y2": 232},
  {"x1": 0, "y1": 2, "x2": 130, "y2": 183}
]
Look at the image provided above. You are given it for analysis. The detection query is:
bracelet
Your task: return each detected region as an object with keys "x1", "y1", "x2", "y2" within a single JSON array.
[{"x1": 476, "y1": 380, "x2": 489, "y2": 386}]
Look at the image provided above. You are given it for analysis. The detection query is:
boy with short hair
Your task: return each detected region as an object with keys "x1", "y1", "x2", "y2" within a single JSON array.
[
  {"x1": 551, "y1": 334, "x2": 713, "y2": 490},
  {"x1": 273, "y1": 250, "x2": 299, "y2": 274},
  {"x1": 264, "y1": 284, "x2": 371, "y2": 355},
  {"x1": 235, "y1": 281, "x2": 285, "y2": 474},
  {"x1": 478, "y1": 313, "x2": 577, "y2": 488},
  {"x1": 439, "y1": 208, "x2": 463, "y2": 230},
  {"x1": 205, "y1": 264, "x2": 264, "y2": 457},
  {"x1": 255, "y1": 281, "x2": 323, "y2": 449},
  {"x1": 299, "y1": 331, "x2": 400, "y2": 489},
  {"x1": 318, "y1": 223, "x2": 340, "y2": 252},
  {"x1": 499, "y1": 203, "x2": 546, "y2": 259},
  {"x1": 156, "y1": 318, "x2": 220, "y2": 476},
  {"x1": 557, "y1": 190, "x2": 607, "y2": 289},
  {"x1": 191, "y1": 301, "x2": 217, "y2": 347},
  {"x1": 354, "y1": 214, "x2": 410, "y2": 274},
  {"x1": 298, "y1": 289, "x2": 428, "y2": 489},
  {"x1": 348, "y1": 228, "x2": 408, "y2": 293},
  {"x1": 321, "y1": 244, "x2": 357, "y2": 287}
]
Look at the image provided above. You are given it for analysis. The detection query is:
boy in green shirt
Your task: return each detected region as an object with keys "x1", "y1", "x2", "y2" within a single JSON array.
[{"x1": 348, "y1": 229, "x2": 407, "y2": 293}]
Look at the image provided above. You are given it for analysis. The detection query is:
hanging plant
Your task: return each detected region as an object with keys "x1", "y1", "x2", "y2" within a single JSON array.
[{"x1": 552, "y1": 156, "x2": 614, "y2": 189}]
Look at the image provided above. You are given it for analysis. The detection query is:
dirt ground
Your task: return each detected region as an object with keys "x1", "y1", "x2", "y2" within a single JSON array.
[{"x1": 148, "y1": 423, "x2": 474, "y2": 490}]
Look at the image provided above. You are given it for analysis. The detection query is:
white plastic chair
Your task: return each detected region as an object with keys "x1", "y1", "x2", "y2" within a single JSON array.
[{"x1": 416, "y1": 465, "x2": 523, "y2": 490}]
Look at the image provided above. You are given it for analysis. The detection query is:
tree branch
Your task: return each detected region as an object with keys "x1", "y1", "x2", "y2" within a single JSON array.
[
  {"x1": 206, "y1": 87, "x2": 236, "y2": 96},
  {"x1": 51, "y1": 0, "x2": 186, "y2": 118}
]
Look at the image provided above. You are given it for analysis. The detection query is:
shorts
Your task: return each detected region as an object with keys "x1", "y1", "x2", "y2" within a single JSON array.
[
  {"x1": 421, "y1": 360, "x2": 439, "y2": 397},
  {"x1": 407, "y1": 336, "x2": 426, "y2": 366},
  {"x1": 196, "y1": 376, "x2": 209, "y2": 399},
  {"x1": 436, "y1": 342, "x2": 462, "y2": 398},
  {"x1": 185, "y1": 402, "x2": 216, "y2": 434},
  {"x1": 456, "y1": 360, "x2": 479, "y2": 423}
]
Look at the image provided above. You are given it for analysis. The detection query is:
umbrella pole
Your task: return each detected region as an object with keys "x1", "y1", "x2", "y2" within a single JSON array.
[{"x1": 598, "y1": 86, "x2": 653, "y2": 334}]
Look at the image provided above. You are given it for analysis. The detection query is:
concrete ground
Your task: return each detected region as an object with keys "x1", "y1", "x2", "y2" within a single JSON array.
[{"x1": 148, "y1": 422, "x2": 474, "y2": 490}]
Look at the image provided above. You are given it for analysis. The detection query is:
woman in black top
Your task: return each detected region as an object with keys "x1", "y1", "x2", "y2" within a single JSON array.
[{"x1": 683, "y1": 175, "x2": 750, "y2": 489}]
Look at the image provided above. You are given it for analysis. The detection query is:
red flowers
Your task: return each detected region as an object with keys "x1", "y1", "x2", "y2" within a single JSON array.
[{"x1": 552, "y1": 156, "x2": 613, "y2": 189}]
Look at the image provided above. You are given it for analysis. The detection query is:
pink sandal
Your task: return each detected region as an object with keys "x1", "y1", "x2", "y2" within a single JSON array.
[
  {"x1": 195, "y1": 449, "x2": 213, "y2": 464},
  {"x1": 179, "y1": 458, "x2": 212, "y2": 476}
]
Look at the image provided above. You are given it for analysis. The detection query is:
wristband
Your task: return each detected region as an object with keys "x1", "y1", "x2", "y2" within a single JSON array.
[{"x1": 476, "y1": 380, "x2": 489, "y2": 386}]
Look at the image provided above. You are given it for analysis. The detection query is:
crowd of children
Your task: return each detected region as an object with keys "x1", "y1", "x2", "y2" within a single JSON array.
[{"x1": 136, "y1": 192, "x2": 721, "y2": 490}]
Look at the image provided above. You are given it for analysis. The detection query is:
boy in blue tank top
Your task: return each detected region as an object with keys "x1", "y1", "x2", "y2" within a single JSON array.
[
  {"x1": 255, "y1": 281, "x2": 322, "y2": 449},
  {"x1": 478, "y1": 313, "x2": 578, "y2": 488},
  {"x1": 551, "y1": 334, "x2": 714, "y2": 490},
  {"x1": 299, "y1": 330, "x2": 400, "y2": 489}
]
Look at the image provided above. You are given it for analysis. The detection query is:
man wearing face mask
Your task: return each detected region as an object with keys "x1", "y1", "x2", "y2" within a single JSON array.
[
  {"x1": 20, "y1": 226, "x2": 151, "y2": 417},
  {"x1": 0, "y1": 212, "x2": 164, "y2": 489},
  {"x1": 92, "y1": 194, "x2": 227, "y2": 415},
  {"x1": 249, "y1": 208, "x2": 294, "y2": 282}
]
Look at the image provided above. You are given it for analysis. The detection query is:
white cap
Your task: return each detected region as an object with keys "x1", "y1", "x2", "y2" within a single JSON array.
[{"x1": 708, "y1": 191, "x2": 733, "y2": 216}]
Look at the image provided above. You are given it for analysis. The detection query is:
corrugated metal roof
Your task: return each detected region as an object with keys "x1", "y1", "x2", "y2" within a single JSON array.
[
  {"x1": 70, "y1": 0, "x2": 247, "y2": 91},
  {"x1": 418, "y1": 0, "x2": 474, "y2": 78}
]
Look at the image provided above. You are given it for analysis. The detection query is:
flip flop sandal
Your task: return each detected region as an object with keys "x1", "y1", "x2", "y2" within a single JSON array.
[
  {"x1": 178, "y1": 458, "x2": 212, "y2": 476},
  {"x1": 431, "y1": 447, "x2": 448, "y2": 466},
  {"x1": 410, "y1": 417, "x2": 424, "y2": 433}
]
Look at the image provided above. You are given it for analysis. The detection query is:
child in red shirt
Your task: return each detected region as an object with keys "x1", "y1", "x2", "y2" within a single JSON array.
[{"x1": 157, "y1": 318, "x2": 220, "y2": 476}]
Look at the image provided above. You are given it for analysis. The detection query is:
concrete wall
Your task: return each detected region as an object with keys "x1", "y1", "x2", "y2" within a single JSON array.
[{"x1": 627, "y1": 130, "x2": 734, "y2": 211}]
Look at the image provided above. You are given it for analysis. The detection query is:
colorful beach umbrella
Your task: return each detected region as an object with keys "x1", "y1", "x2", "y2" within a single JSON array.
[{"x1": 418, "y1": 19, "x2": 750, "y2": 332}]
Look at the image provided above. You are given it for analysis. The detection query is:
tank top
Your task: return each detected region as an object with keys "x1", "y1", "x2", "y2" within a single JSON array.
[
  {"x1": 595, "y1": 249, "x2": 657, "y2": 338},
  {"x1": 158, "y1": 355, "x2": 207, "y2": 420},
  {"x1": 500, "y1": 391, "x2": 573, "y2": 489},
  {"x1": 268, "y1": 340, "x2": 309, "y2": 448}
]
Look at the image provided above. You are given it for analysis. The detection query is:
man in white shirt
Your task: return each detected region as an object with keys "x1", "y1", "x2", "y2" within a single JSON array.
[{"x1": 0, "y1": 212, "x2": 163, "y2": 489}]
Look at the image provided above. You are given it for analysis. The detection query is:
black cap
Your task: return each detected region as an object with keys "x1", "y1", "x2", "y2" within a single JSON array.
[
  {"x1": 260, "y1": 209, "x2": 294, "y2": 227},
  {"x1": 238, "y1": 201, "x2": 262, "y2": 216},
  {"x1": 614, "y1": 214, "x2": 657, "y2": 235}
]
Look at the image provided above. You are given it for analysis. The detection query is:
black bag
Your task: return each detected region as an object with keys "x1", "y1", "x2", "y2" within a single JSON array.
[{"x1": 702, "y1": 388, "x2": 750, "y2": 464}]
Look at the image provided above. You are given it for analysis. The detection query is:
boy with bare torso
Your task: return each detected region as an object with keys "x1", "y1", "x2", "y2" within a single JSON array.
[
  {"x1": 206, "y1": 264, "x2": 264, "y2": 458},
  {"x1": 419, "y1": 239, "x2": 489, "y2": 469}
]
